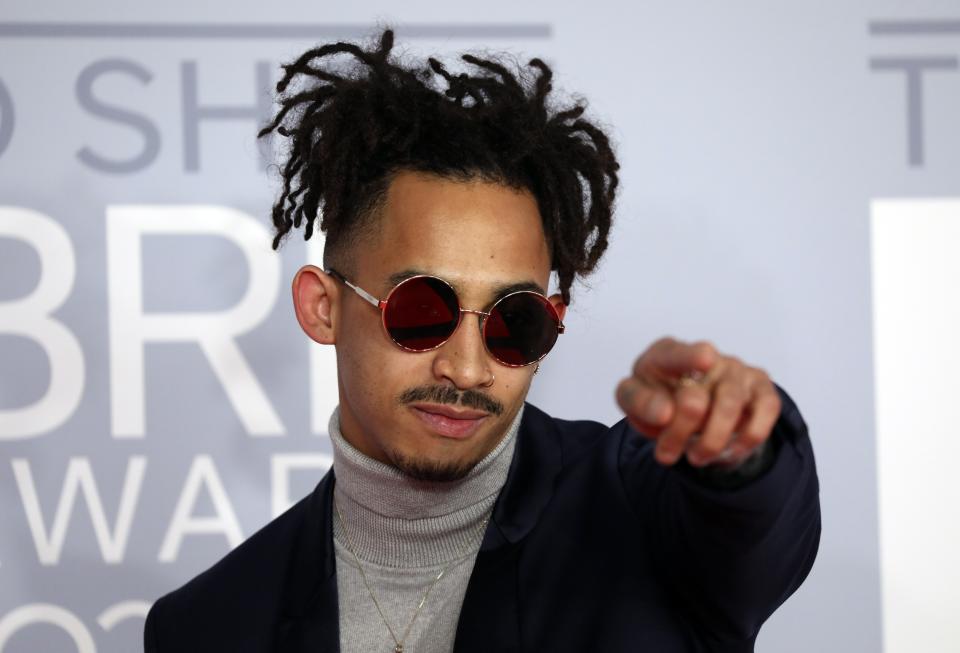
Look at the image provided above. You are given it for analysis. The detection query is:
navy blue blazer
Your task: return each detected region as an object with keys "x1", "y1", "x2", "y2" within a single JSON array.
[{"x1": 144, "y1": 389, "x2": 820, "y2": 652}]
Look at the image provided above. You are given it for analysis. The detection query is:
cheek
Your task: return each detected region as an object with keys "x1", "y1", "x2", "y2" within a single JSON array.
[
  {"x1": 491, "y1": 369, "x2": 534, "y2": 409},
  {"x1": 336, "y1": 315, "x2": 388, "y2": 401},
  {"x1": 337, "y1": 307, "x2": 391, "y2": 370},
  {"x1": 336, "y1": 327, "x2": 430, "y2": 405}
]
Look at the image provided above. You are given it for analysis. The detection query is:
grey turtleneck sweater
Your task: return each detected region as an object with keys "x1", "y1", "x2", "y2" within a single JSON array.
[{"x1": 329, "y1": 406, "x2": 522, "y2": 653}]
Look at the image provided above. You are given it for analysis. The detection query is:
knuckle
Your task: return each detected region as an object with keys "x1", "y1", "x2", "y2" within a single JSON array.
[
  {"x1": 629, "y1": 388, "x2": 653, "y2": 413},
  {"x1": 695, "y1": 434, "x2": 727, "y2": 457},
  {"x1": 720, "y1": 379, "x2": 748, "y2": 399},
  {"x1": 740, "y1": 427, "x2": 767, "y2": 447},
  {"x1": 675, "y1": 403, "x2": 699, "y2": 422},
  {"x1": 714, "y1": 392, "x2": 745, "y2": 418},
  {"x1": 654, "y1": 336, "x2": 677, "y2": 351},
  {"x1": 701, "y1": 441, "x2": 727, "y2": 458},
  {"x1": 619, "y1": 381, "x2": 644, "y2": 408},
  {"x1": 752, "y1": 366, "x2": 770, "y2": 381},
  {"x1": 644, "y1": 393, "x2": 670, "y2": 423},
  {"x1": 693, "y1": 340, "x2": 718, "y2": 359},
  {"x1": 676, "y1": 390, "x2": 708, "y2": 418},
  {"x1": 757, "y1": 390, "x2": 782, "y2": 415}
]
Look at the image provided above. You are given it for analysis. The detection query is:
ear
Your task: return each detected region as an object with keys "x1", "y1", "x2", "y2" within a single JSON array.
[
  {"x1": 292, "y1": 265, "x2": 338, "y2": 345},
  {"x1": 547, "y1": 293, "x2": 567, "y2": 324}
]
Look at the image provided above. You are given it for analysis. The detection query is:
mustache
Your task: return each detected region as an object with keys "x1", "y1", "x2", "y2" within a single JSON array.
[{"x1": 398, "y1": 385, "x2": 504, "y2": 417}]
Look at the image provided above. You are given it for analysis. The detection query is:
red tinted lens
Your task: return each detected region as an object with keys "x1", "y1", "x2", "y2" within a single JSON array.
[
  {"x1": 383, "y1": 276, "x2": 460, "y2": 351},
  {"x1": 485, "y1": 292, "x2": 560, "y2": 366}
]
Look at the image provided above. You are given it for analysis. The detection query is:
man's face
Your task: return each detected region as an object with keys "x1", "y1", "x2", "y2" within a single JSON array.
[{"x1": 306, "y1": 170, "x2": 564, "y2": 482}]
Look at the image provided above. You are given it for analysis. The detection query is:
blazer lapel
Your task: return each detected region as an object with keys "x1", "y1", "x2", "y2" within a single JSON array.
[
  {"x1": 453, "y1": 404, "x2": 563, "y2": 652},
  {"x1": 275, "y1": 471, "x2": 341, "y2": 653},
  {"x1": 453, "y1": 533, "x2": 523, "y2": 652}
]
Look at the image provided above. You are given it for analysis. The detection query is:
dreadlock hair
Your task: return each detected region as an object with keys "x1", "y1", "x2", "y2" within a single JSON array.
[{"x1": 258, "y1": 28, "x2": 619, "y2": 304}]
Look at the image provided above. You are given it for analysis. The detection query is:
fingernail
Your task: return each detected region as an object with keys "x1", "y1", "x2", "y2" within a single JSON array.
[{"x1": 646, "y1": 396, "x2": 668, "y2": 424}]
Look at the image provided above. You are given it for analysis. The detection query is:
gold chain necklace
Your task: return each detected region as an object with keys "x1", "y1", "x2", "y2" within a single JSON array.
[{"x1": 333, "y1": 496, "x2": 490, "y2": 653}]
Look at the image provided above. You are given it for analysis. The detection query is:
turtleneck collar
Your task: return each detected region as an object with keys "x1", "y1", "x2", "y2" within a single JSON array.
[{"x1": 329, "y1": 405, "x2": 522, "y2": 568}]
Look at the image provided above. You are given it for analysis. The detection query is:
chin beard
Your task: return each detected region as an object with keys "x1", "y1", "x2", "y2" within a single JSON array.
[{"x1": 388, "y1": 451, "x2": 479, "y2": 483}]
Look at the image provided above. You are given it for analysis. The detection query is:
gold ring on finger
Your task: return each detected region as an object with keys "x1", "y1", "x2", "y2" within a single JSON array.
[{"x1": 677, "y1": 371, "x2": 705, "y2": 388}]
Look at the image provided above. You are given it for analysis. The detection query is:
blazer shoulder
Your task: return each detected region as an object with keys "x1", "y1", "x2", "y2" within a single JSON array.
[
  {"x1": 145, "y1": 474, "x2": 328, "y2": 648},
  {"x1": 522, "y1": 402, "x2": 613, "y2": 461}
]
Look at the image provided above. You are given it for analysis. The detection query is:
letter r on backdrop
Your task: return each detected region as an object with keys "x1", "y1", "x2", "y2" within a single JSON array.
[{"x1": 106, "y1": 205, "x2": 282, "y2": 437}]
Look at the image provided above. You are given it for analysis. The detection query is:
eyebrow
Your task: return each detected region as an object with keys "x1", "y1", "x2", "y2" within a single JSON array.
[{"x1": 385, "y1": 268, "x2": 547, "y2": 301}]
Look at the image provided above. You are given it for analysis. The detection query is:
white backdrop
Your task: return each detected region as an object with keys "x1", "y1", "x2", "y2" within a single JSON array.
[{"x1": 2, "y1": 1, "x2": 959, "y2": 651}]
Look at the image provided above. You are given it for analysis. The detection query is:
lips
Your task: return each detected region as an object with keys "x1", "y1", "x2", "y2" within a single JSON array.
[{"x1": 410, "y1": 403, "x2": 489, "y2": 439}]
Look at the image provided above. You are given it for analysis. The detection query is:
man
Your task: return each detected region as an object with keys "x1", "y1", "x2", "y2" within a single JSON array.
[{"x1": 144, "y1": 29, "x2": 820, "y2": 653}]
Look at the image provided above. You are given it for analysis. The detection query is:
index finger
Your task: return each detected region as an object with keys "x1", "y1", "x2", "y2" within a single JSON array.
[{"x1": 635, "y1": 338, "x2": 719, "y2": 381}]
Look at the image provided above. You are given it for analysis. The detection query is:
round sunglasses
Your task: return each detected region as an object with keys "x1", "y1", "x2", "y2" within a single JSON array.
[{"x1": 326, "y1": 269, "x2": 564, "y2": 367}]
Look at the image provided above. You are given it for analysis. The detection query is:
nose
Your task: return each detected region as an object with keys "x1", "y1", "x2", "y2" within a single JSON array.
[{"x1": 431, "y1": 311, "x2": 495, "y2": 389}]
